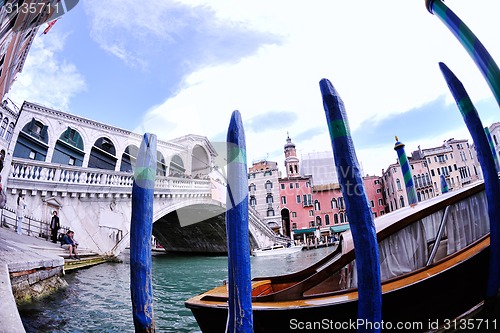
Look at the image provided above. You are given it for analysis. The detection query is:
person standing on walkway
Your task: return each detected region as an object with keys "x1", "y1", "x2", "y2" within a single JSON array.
[
  {"x1": 16, "y1": 193, "x2": 26, "y2": 235},
  {"x1": 50, "y1": 210, "x2": 60, "y2": 243}
]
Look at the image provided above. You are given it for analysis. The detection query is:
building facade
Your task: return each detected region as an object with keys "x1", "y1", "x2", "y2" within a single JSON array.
[
  {"x1": 489, "y1": 122, "x2": 500, "y2": 163},
  {"x1": 0, "y1": 1, "x2": 58, "y2": 100},
  {"x1": 248, "y1": 159, "x2": 281, "y2": 231},
  {"x1": 278, "y1": 135, "x2": 313, "y2": 238},
  {"x1": 383, "y1": 138, "x2": 482, "y2": 213},
  {"x1": 362, "y1": 175, "x2": 385, "y2": 218}
]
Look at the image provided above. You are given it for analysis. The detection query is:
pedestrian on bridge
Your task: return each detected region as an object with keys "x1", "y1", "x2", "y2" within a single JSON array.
[{"x1": 16, "y1": 193, "x2": 26, "y2": 235}]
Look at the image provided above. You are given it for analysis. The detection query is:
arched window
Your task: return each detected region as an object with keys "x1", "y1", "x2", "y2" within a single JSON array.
[
  {"x1": 417, "y1": 192, "x2": 421, "y2": 202},
  {"x1": 331, "y1": 198, "x2": 337, "y2": 209},
  {"x1": 334, "y1": 214, "x2": 339, "y2": 224},
  {"x1": 0, "y1": 117, "x2": 8, "y2": 137},
  {"x1": 339, "y1": 213, "x2": 344, "y2": 223},
  {"x1": 315, "y1": 216, "x2": 322, "y2": 226},
  {"x1": 396, "y1": 178, "x2": 402, "y2": 191},
  {"x1": 495, "y1": 134, "x2": 498, "y2": 145},
  {"x1": 400, "y1": 195, "x2": 405, "y2": 208},
  {"x1": 314, "y1": 200, "x2": 320, "y2": 211},
  {"x1": 266, "y1": 194, "x2": 273, "y2": 204},
  {"x1": 249, "y1": 196, "x2": 257, "y2": 206},
  {"x1": 249, "y1": 183, "x2": 256, "y2": 191},
  {"x1": 325, "y1": 214, "x2": 330, "y2": 225},
  {"x1": 265, "y1": 180, "x2": 272, "y2": 190},
  {"x1": 5, "y1": 122, "x2": 14, "y2": 141},
  {"x1": 267, "y1": 208, "x2": 275, "y2": 217},
  {"x1": 338, "y1": 197, "x2": 344, "y2": 210},
  {"x1": 413, "y1": 175, "x2": 418, "y2": 188},
  {"x1": 425, "y1": 174, "x2": 430, "y2": 186}
]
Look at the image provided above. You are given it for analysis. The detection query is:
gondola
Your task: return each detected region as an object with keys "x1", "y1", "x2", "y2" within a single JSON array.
[{"x1": 185, "y1": 180, "x2": 497, "y2": 332}]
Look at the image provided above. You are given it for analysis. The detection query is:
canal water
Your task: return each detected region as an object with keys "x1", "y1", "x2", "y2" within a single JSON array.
[{"x1": 19, "y1": 246, "x2": 335, "y2": 333}]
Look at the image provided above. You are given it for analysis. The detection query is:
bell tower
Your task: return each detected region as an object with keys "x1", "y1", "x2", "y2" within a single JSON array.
[{"x1": 284, "y1": 133, "x2": 300, "y2": 177}]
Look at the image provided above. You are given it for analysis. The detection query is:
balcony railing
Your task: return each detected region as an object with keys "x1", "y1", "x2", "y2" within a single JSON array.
[{"x1": 8, "y1": 158, "x2": 211, "y2": 194}]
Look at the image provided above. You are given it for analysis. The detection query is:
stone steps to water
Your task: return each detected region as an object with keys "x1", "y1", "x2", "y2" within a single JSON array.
[
  {"x1": 27, "y1": 244, "x2": 110, "y2": 271},
  {"x1": 64, "y1": 255, "x2": 111, "y2": 272}
]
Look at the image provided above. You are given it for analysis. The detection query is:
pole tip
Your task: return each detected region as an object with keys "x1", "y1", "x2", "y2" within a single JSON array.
[
  {"x1": 394, "y1": 136, "x2": 404, "y2": 150},
  {"x1": 425, "y1": 0, "x2": 435, "y2": 14}
]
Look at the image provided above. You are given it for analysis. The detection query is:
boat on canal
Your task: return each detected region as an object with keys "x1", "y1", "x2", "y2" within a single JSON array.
[
  {"x1": 185, "y1": 180, "x2": 496, "y2": 332},
  {"x1": 251, "y1": 244, "x2": 304, "y2": 257}
]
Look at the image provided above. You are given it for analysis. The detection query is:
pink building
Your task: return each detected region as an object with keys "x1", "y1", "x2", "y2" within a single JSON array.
[
  {"x1": 362, "y1": 175, "x2": 386, "y2": 218},
  {"x1": 278, "y1": 135, "x2": 313, "y2": 238}
]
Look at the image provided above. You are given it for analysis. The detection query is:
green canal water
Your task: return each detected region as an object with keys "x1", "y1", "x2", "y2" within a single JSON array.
[{"x1": 19, "y1": 246, "x2": 335, "y2": 333}]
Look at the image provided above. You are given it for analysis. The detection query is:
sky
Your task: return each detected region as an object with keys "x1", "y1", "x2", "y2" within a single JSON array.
[{"x1": 6, "y1": 0, "x2": 500, "y2": 177}]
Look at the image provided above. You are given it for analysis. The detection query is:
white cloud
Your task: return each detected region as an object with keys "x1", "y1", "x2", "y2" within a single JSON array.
[
  {"x1": 6, "y1": 32, "x2": 86, "y2": 111},
  {"x1": 136, "y1": 1, "x2": 500, "y2": 176}
]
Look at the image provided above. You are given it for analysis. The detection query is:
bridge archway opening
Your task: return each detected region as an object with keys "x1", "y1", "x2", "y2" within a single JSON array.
[
  {"x1": 120, "y1": 144, "x2": 138, "y2": 172},
  {"x1": 169, "y1": 154, "x2": 185, "y2": 176},
  {"x1": 89, "y1": 137, "x2": 117, "y2": 170},
  {"x1": 157, "y1": 151, "x2": 167, "y2": 176},
  {"x1": 52, "y1": 127, "x2": 85, "y2": 166},
  {"x1": 13, "y1": 118, "x2": 49, "y2": 161},
  {"x1": 153, "y1": 204, "x2": 227, "y2": 254},
  {"x1": 280, "y1": 208, "x2": 291, "y2": 238},
  {"x1": 191, "y1": 144, "x2": 210, "y2": 177}
]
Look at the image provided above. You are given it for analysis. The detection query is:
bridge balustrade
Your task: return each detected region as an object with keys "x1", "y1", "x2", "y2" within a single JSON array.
[{"x1": 8, "y1": 158, "x2": 211, "y2": 195}]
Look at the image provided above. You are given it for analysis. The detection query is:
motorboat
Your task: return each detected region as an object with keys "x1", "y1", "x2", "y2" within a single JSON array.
[
  {"x1": 185, "y1": 180, "x2": 497, "y2": 332},
  {"x1": 251, "y1": 244, "x2": 304, "y2": 257}
]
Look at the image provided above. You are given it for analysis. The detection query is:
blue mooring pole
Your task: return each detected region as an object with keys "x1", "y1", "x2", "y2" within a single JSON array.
[
  {"x1": 426, "y1": 0, "x2": 500, "y2": 108},
  {"x1": 439, "y1": 62, "x2": 500, "y2": 315},
  {"x1": 394, "y1": 137, "x2": 418, "y2": 206},
  {"x1": 484, "y1": 127, "x2": 500, "y2": 173},
  {"x1": 130, "y1": 133, "x2": 157, "y2": 333},
  {"x1": 439, "y1": 174, "x2": 449, "y2": 194},
  {"x1": 320, "y1": 78, "x2": 382, "y2": 332},
  {"x1": 225, "y1": 110, "x2": 253, "y2": 332}
]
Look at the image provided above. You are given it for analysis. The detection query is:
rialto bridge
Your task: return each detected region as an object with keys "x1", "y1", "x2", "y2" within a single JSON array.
[{"x1": 0, "y1": 101, "x2": 282, "y2": 255}]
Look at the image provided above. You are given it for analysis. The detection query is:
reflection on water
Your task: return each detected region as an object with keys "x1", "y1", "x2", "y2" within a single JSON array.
[{"x1": 19, "y1": 247, "x2": 335, "y2": 333}]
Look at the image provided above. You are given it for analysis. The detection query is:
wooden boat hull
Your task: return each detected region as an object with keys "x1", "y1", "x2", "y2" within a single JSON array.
[{"x1": 187, "y1": 238, "x2": 491, "y2": 332}]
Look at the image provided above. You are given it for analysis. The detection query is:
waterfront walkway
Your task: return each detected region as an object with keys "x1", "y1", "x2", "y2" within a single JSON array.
[{"x1": 0, "y1": 225, "x2": 106, "y2": 333}]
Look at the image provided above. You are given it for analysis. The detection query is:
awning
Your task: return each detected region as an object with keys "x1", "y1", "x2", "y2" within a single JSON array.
[
  {"x1": 292, "y1": 227, "x2": 316, "y2": 235},
  {"x1": 330, "y1": 224, "x2": 350, "y2": 233}
]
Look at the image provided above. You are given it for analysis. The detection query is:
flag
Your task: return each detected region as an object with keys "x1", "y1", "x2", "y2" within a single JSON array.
[{"x1": 42, "y1": 19, "x2": 58, "y2": 35}]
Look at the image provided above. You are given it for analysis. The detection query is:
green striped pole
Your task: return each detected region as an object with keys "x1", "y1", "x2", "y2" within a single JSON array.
[
  {"x1": 225, "y1": 110, "x2": 253, "y2": 333},
  {"x1": 439, "y1": 174, "x2": 449, "y2": 194},
  {"x1": 426, "y1": 0, "x2": 500, "y2": 108},
  {"x1": 394, "y1": 137, "x2": 418, "y2": 206},
  {"x1": 439, "y1": 62, "x2": 500, "y2": 315},
  {"x1": 130, "y1": 133, "x2": 157, "y2": 333},
  {"x1": 484, "y1": 127, "x2": 500, "y2": 172},
  {"x1": 320, "y1": 78, "x2": 382, "y2": 332}
]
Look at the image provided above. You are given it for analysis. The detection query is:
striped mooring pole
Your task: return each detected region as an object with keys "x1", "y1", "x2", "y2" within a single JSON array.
[
  {"x1": 484, "y1": 127, "x2": 500, "y2": 172},
  {"x1": 439, "y1": 174, "x2": 449, "y2": 194},
  {"x1": 130, "y1": 133, "x2": 157, "y2": 333},
  {"x1": 225, "y1": 110, "x2": 253, "y2": 333},
  {"x1": 439, "y1": 62, "x2": 500, "y2": 315},
  {"x1": 320, "y1": 78, "x2": 382, "y2": 332},
  {"x1": 426, "y1": 0, "x2": 500, "y2": 108},
  {"x1": 394, "y1": 137, "x2": 418, "y2": 206}
]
